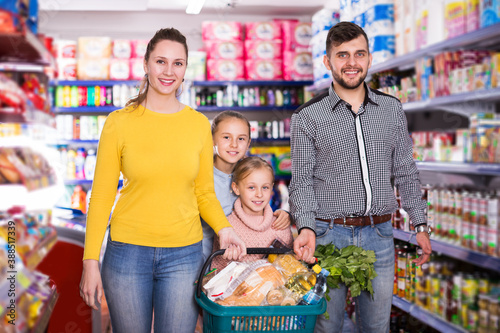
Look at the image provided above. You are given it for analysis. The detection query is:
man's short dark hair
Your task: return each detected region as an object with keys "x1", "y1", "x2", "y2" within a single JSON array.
[{"x1": 326, "y1": 22, "x2": 370, "y2": 57}]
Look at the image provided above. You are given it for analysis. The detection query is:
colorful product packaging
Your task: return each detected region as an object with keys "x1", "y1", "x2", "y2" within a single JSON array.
[
  {"x1": 311, "y1": 8, "x2": 340, "y2": 36},
  {"x1": 129, "y1": 58, "x2": 145, "y2": 80},
  {"x1": 57, "y1": 58, "x2": 77, "y2": 80},
  {"x1": 185, "y1": 51, "x2": 206, "y2": 81},
  {"x1": 244, "y1": 40, "x2": 282, "y2": 60},
  {"x1": 466, "y1": 0, "x2": 480, "y2": 32},
  {"x1": 77, "y1": 58, "x2": 110, "y2": 80},
  {"x1": 77, "y1": 37, "x2": 112, "y2": 59},
  {"x1": 245, "y1": 21, "x2": 282, "y2": 40},
  {"x1": 202, "y1": 21, "x2": 243, "y2": 41},
  {"x1": 112, "y1": 39, "x2": 132, "y2": 59},
  {"x1": 109, "y1": 58, "x2": 130, "y2": 80},
  {"x1": 245, "y1": 59, "x2": 283, "y2": 81},
  {"x1": 204, "y1": 40, "x2": 244, "y2": 60},
  {"x1": 445, "y1": 0, "x2": 466, "y2": 39},
  {"x1": 131, "y1": 40, "x2": 148, "y2": 58},
  {"x1": 281, "y1": 21, "x2": 313, "y2": 52},
  {"x1": 207, "y1": 59, "x2": 245, "y2": 81},
  {"x1": 480, "y1": 0, "x2": 500, "y2": 27},
  {"x1": 53, "y1": 40, "x2": 77, "y2": 59},
  {"x1": 282, "y1": 51, "x2": 313, "y2": 81}
]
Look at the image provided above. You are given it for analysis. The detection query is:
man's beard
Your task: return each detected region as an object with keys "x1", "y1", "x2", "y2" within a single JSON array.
[{"x1": 332, "y1": 67, "x2": 366, "y2": 90}]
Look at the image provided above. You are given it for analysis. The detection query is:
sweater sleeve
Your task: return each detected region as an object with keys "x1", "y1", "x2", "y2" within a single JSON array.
[
  {"x1": 83, "y1": 112, "x2": 121, "y2": 260},
  {"x1": 196, "y1": 122, "x2": 232, "y2": 234}
]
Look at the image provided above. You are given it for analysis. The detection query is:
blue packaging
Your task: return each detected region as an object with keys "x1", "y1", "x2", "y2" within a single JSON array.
[{"x1": 480, "y1": 0, "x2": 500, "y2": 28}]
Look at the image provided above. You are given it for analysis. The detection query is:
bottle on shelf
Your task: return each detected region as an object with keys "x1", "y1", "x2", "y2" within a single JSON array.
[
  {"x1": 84, "y1": 149, "x2": 96, "y2": 180},
  {"x1": 299, "y1": 265, "x2": 329, "y2": 305},
  {"x1": 71, "y1": 185, "x2": 87, "y2": 214},
  {"x1": 75, "y1": 148, "x2": 86, "y2": 180}
]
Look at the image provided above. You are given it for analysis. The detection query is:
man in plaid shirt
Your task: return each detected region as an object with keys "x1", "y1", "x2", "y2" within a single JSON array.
[{"x1": 290, "y1": 22, "x2": 432, "y2": 332}]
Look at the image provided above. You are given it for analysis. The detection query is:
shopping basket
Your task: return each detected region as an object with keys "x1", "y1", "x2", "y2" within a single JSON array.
[{"x1": 195, "y1": 247, "x2": 327, "y2": 333}]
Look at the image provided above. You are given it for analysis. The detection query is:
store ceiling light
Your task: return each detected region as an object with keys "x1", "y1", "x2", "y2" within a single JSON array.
[{"x1": 186, "y1": 0, "x2": 206, "y2": 14}]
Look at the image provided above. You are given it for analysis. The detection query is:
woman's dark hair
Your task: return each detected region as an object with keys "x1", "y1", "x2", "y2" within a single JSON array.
[
  {"x1": 326, "y1": 22, "x2": 369, "y2": 57},
  {"x1": 232, "y1": 156, "x2": 274, "y2": 185},
  {"x1": 211, "y1": 110, "x2": 251, "y2": 138},
  {"x1": 127, "y1": 28, "x2": 188, "y2": 108}
]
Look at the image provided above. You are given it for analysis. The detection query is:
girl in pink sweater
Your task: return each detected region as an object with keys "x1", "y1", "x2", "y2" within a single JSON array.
[{"x1": 212, "y1": 156, "x2": 294, "y2": 271}]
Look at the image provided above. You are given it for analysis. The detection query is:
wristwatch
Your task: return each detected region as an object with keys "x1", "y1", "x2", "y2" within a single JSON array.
[{"x1": 415, "y1": 224, "x2": 431, "y2": 235}]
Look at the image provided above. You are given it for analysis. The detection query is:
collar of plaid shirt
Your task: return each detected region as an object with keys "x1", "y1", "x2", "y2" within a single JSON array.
[{"x1": 288, "y1": 82, "x2": 427, "y2": 234}]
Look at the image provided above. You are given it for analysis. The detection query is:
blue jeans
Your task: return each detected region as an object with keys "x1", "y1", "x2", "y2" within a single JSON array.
[
  {"x1": 201, "y1": 219, "x2": 215, "y2": 262},
  {"x1": 101, "y1": 235, "x2": 203, "y2": 333},
  {"x1": 314, "y1": 220, "x2": 395, "y2": 333}
]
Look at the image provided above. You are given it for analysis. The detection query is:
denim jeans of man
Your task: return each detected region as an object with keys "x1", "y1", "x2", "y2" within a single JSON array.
[
  {"x1": 313, "y1": 219, "x2": 395, "y2": 333},
  {"x1": 101, "y1": 234, "x2": 203, "y2": 333}
]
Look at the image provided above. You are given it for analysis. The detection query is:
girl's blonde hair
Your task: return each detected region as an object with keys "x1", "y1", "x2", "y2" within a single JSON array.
[{"x1": 232, "y1": 156, "x2": 274, "y2": 184}]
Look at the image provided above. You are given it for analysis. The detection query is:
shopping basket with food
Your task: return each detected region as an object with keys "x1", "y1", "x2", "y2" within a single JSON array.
[{"x1": 195, "y1": 247, "x2": 327, "y2": 333}]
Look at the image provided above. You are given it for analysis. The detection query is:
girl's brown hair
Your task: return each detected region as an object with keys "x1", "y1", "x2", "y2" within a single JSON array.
[
  {"x1": 232, "y1": 156, "x2": 275, "y2": 185},
  {"x1": 126, "y1": 28, "x2": 188, "y2": 108},
  {"x1": 211, "y1": 110, "x2": 251, "y2": 137}
]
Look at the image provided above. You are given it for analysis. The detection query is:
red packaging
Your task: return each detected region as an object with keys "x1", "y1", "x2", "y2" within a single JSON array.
[
  {"x1": 282, "y1": 51, "x2": 314, "y2": 81},
  {"x1": 131, "y1": 40, "x2": 149, "y2": 58},
  {"x1": 57, "y1": 58, "x2": 77, "y2": 80},
  {"x1": 245, "y1": 21, "x2": 282, "y2": 40},
  {"x1": 202, "y1": 21, "x2": 243, "y2": 41},
  {"x1": 245, "y1": 59, "x2": 283, "y2": 81},
  {"x1": 130, "y1": 58, "x2": 145, "y2": 80},
  {"x1": 282, "y1": 21, "x2": 312, "y2": 51},
  {"x1": 244, "y1": 40, "x2": 282, "y2": 60},
  {"x1": 54, "y1": 40, "x2": 77, "y2": 59},
  {"x1": 207, "y1": 59, "x2": 245, "y2": 81},
  {"x1": 204, "y1": 40, "x2": 244, "y2": 60}
]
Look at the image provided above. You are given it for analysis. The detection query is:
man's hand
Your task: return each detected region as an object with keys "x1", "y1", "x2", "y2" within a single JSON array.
[
  {"x1": 272, "y1": 210, "x2": 291, "y2": 230},
  {"x1": 80, "y1": 259, "x2": 103, "y2": 310},
  {"x1": 293, "y1": 228, "x2": 316, "y2": 263},
  {"x1": 218, "y1": 227, "x2": 247, "y2": 261},
  {"x1": 413, "y1": 232, "x2": 432, "y2": 266}
]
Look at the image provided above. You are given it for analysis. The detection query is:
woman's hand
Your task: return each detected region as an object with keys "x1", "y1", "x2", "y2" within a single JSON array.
[
  {"x1": 79, "y1": 259, "x2": 103, "y2": 310},
  {"x1": 272, "y1": 210, "x2": 291, "y2": 230},
  {"x1": 218, "y1": 227, "x2": 247, "y2": 261}
]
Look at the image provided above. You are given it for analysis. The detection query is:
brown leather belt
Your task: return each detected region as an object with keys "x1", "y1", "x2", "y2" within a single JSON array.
[{"x1": 316, "y1": 214, "x2": 392, "y2": 227}]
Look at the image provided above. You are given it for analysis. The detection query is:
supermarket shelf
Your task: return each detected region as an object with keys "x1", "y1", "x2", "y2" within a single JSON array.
[
  {"x1": 393, "y1": 228, "x2": 500, "y2": 273},
  {"x1": 369, "y1": 22, "x2": 500, "y2": 73},
  {"x1": 53, "y1": 106, "x2": 120, "y2": 113},
  {"x1": 192, "y1": 80, "x2": 313, "y2": 87},
  {"x1": 392, "y1": 296, "x2": 468, "y2": 333},
  {"x1": 197, "y1": 106, "x2": 299, "y2": 112},
  {"x1": 64, "y1": 179, "x2": 123, "y2": 186},
  {"x1": 0, "y1": 30, "x2": 55, "y2": 66},
  {"x1": 25, "y1": 227, "x2": 58, "y2": 270},
  {"x1": 32, "y1": 285, "x2": 58, "y2": 333},
  {"x1": 49, "y1": 139, "x2": 99, "y2": 145},
  {"x1": 0, "y1": 184, "x2": 64, "y2": 212},
  {"x1": 50, "y1": 80, "x2": 139, "y2": 86},
  {"x1": 0, "y1": 106, "x2": 55, "y2": 127},
  {"x1": 253, "y1": 137, "x2": 290, "y2": 143},
  {"x1": 404, "y1": 87, "x2": 500, "y2": 112},
  {"x1": 415, "y1": 161, "x2": 500, "y2": 176}
]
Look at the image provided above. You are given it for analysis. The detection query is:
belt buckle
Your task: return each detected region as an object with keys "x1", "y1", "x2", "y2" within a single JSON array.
[{"x1": 344, "y1": 214, "x2": 356, "y2": 227}]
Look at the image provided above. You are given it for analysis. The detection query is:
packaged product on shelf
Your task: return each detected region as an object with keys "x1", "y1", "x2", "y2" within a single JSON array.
[
  {"x1": 71, "y1": 185, "x2": 87, "y2": 213},
  {"x1": 131, "y1": 40, "x2": 148, "y2": 58},
  {"x1": 129, "y1": 57, "x2": 145, "y2": 80},
  {"x1": 204, "y1": 40, "x2": 244, "y2": 60},
  {"x1": 77, "y1": 58, "x2": 110, "y2": 80},
  {"x1": 206, "y1": 59, "x2": 244, "y2": 81},
  {"x1": 403, "y1": 0, "x2": 416, "y2": 54},
  {"x1": 109, "y1": 58, "x2": 131, "y2": 80},
  {"x1": 185, "y1": 51, "x2": 206, "y2": 81},
  {"x1": 77, "y1": 37, "x2": 112, "y2": 59},
  {"x1": 480, "y1": 0, "x2": 500, "y2": 28},
  {"x1": 369, "y1": 35, "x2": 395, "y2": 66},
  {"x1": 245, "y1": 21, "x2": 282, "y2": 40},
  {"x1": 56, "y1": 58, "x2": 77, "y2": 80},
  {"x1": 282, "y1": 51, "x2": 313, "y2": 81},
  {"x1": 311, "y1": 8, "x2": 340, "y2": 36},
  {"x1": 202, "y1": 21, "x2": 243, "y2": 41},
  {"x1": 281, "y1": 21, "x2": 312, "y2": 52},
  {"x1": 313, "y1": 56, "x2": 332, "y2": 86},
  {"x1": 394, "y1": 0, "x2": 404, "y2": 56},
  {"x1": 427, "y1": 0, "x2": 446, "y2": 46},
  {"x1": 445, "y1": 0, "x2": 467, "y2": 39},
  {"x1": 53, "y1": 39, "x2": 77, "y2": 59},
  {"x1": 245, "y1": 59, "x2": 283, "y2": 81},
  {"x1": 310, "y1": 31, "x2": 328, "y2": 59},
  {"x1": 466, "y1": 0, "x2": 480, "y2": 32},
  {"x1": 487, "y1": 194, "x2": 499, "y2": 257},
  {"x1": 112, "y1": 39, "x2": 132, "y2": 59},
  {"x1": 84, "y1": 149, "x2": 96, "y2": 181},
  {"x1": 244, "y1": 40, "x2": 282, "y2": 60}
]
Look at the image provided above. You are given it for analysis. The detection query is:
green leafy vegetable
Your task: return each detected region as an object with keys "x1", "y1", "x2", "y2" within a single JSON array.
[{"x1": 315, "y1": 244, "x2": 378, "y2": 315}]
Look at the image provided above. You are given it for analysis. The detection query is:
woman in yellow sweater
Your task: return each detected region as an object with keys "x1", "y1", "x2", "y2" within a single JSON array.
[{"x1": 79, "y1": 28, "x2": 246, "y2": 333}]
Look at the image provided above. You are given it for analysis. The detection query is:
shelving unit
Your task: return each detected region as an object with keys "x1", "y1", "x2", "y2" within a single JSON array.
[
  {"x1": 0, "y1": 30, "x2": 55, "y2": 66},
  {"x1": 50, "y1": 138, "x2": 290, "y2": 146},
  {"x1": 391, "y1": 296, "x2": 468, "y2": 333},
  {"x1": 193, "y1": 80, "x2": 313, "y2": 87},
  {"x1": 53, "y1": 106, "x2": 119, "y2": 114},
  {"x1": 393, "y1": 229, "x2": 500, "y2": 273},
  {"x1": 415, "y1": 161, "x2": 500, "y2": 177},
  {"x1": 64, "y1": 179, "x2": 123, "y2": 186},
  {"x1": 50, "y1": 80, "x2": 139, "y2": 86}
]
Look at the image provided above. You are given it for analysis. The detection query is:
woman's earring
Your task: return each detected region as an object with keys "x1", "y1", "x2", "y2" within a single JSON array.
[{"x1": 182, "y1": 78, "x2": 184, "y2": 82}]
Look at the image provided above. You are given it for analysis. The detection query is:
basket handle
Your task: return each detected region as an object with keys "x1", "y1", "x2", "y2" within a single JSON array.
[{"x1": 196, "y1": 247, "x2": 291, "y2": 298}]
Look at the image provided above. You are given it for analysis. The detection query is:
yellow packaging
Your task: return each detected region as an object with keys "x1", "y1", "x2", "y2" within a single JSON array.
[
  {"x1": 78, "y1": 37, "x2": 112, "y2": 59},
  {"x1": 77, "y1": 58, "x2": 110, "y2": 80}
]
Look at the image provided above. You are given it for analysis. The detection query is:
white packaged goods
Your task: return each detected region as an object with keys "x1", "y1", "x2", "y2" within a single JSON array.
[{"x1": 311, "y1": 8, "x2": 340, "y2": 35}]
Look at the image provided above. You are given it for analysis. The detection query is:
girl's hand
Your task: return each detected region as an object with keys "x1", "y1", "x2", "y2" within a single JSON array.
[
  {"x1": 79, "y1": 259, "x2": 103, "y2": 310},
  {"x1": 272, "y1": 210, "x2": 291, "y2": 230}
]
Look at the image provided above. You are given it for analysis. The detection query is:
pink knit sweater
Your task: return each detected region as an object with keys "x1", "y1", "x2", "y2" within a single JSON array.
[{"x1": 212, "y1": 198, "x2": 293, "y2": 271}]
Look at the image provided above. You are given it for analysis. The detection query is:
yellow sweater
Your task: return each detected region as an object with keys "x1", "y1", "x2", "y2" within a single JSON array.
[{"x1": 83, "y1": 105, "x2": 231, "y2": 260}]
